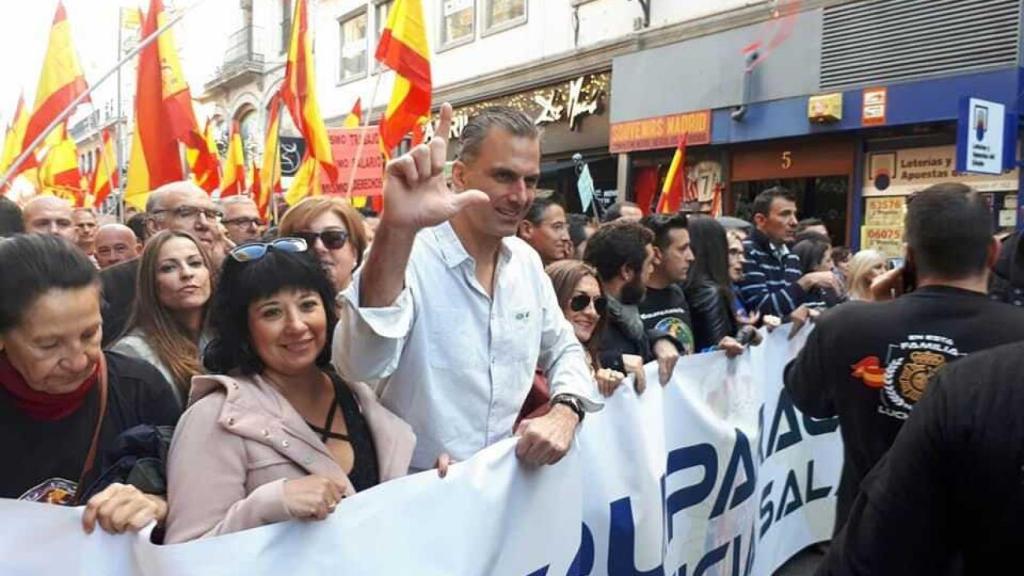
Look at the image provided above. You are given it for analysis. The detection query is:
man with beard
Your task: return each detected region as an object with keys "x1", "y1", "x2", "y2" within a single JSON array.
[
  {"x1": 584, "y1": 220, "x2": 682, "y2": 386},
  {"x1": 516, "y1": 196, "x2": 570, "y2": 266},
  {"x1": 333, "y1": 105, "x2": 599, "y2": 472},
  {"x1": 100, "y1": 181, "x2": 226, "y2": 346}
]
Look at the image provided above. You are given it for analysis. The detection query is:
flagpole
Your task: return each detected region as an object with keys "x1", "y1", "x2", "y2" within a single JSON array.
[
  {"x1": 115, "y1": 9, "x2": 125, "y2": 221},
  {"x1": 0, "y1": 0, "x2": 210, "y2": 191},
  {"x1": 271, "y1": 100, "x2": 284, "y2": 225},
  {"x1": 344, "y1": 70, "x2": 384, "y2": 201}
]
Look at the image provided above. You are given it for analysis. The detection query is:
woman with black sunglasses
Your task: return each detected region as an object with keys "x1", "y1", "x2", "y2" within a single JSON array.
[
  {"x1": 279, "y1": 197, "x2": 369, "y2": 293},
  {"x1": 164, "y1": 239, "x2": 415, "y2": 542}
]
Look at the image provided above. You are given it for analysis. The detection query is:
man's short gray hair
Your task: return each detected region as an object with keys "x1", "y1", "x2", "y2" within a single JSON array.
[
  {"x1": 145, "y1": 180, "x2": 206, "y2": 213},
  {"x1": 457, "y1": 106, "x2": 540, "y2": 164},
  {"x1": 218, "y1": 195, "x2": 257, "y2": 208}
]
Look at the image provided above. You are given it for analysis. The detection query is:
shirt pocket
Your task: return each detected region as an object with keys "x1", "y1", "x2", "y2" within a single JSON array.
[{"x1": 500, "y1": 307, "x2": 540, "y2": 364}]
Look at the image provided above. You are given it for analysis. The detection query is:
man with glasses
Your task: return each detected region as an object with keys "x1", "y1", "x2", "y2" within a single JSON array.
[
  {"x1": 100, "y1": 181, "x2": 226, "y2": 346},
  {"x1": 219, "y1": 196, "x2": 264, "y2": 245},
  {"x1": 333, "y1": 104, "x2": 600, "y2": 472}
]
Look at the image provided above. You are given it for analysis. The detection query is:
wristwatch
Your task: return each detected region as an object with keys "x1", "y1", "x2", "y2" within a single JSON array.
[{"x1": 551, "y1": 394, "x2": 586, "y2": 423}]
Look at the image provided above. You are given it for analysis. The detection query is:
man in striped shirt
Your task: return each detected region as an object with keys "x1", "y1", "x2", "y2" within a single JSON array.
[{"x1": 736, "y1": 186, "x2": 841, "y2": 317}]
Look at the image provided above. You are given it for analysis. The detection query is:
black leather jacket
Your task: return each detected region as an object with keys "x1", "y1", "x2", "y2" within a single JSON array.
[{"x1": 685, "y1": 279, "x2": 738, "y2": 352}]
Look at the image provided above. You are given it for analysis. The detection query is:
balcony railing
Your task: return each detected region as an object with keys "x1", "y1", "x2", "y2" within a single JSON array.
[{"x1": 205, "y1": 25, "x2": 265, "y2": 93}]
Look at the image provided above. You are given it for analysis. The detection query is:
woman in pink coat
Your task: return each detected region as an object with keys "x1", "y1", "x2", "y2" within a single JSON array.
[{"x1": 164, "y1": 238, "x2": 415, "y2": 543}]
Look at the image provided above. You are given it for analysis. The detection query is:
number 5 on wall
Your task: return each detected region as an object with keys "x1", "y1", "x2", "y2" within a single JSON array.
[{"x1": 781, "y1": 151, "x2": 792, "y2": 170}]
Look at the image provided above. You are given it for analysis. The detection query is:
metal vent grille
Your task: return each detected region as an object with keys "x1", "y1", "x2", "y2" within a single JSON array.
[{"x1": 820, "y1": 0, "x2": 1022, "y2": 90}]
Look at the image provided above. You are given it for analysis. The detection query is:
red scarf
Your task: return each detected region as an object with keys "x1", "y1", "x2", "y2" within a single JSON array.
[{"x1": 0, "y1": 353, "x2": 99, "y2": 421}]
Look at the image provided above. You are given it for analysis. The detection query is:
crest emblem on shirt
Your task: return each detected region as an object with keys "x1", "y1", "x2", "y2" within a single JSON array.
[{"x1": 875, "y1": 335, "x2": 960, "y2": 421}]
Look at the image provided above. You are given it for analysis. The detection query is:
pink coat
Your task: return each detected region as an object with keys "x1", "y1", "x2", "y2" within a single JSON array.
[{"x1": 164, "y1": 372, "x2": 415, "y2": 543}]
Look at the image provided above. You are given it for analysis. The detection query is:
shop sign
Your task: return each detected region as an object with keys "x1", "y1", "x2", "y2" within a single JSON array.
[
  {"x1": 863, "y1": 145, "x2": 1019, "y2": 197},
  {"x1": 430, "y1": 72, "x2": 610, "y2": 140},
  {"x1": 862, "y1": 87, "x2": 887, "y2": 126},
  {"x1": 863, "y1": 197, "x2": 904, "y2": 227},
  {"x1": 609, "y1": 110, "x2": 712, "y2": 154},
  {"x1": 860, "y1": 225, "x2": 904, "y2": 258},
  {"x1": 956, "y1": 97, "x2": 1011, "y2": 176}
]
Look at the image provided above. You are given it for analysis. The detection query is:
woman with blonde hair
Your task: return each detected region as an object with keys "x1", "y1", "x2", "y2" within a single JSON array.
[
  {"x1": 846, "y1": 249, "x2": 887, "y2": 301},
  {"x1": 111, "y1": 230, "x2": 214, "y2": 406},
  {"x1": 279, "y1": 197, "x2": 368, "y2": 293}
]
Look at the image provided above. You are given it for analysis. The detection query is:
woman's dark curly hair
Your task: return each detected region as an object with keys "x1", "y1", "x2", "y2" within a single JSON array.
[{"x1": 203, "y1": 246, "x2": 339, "y2": 375}]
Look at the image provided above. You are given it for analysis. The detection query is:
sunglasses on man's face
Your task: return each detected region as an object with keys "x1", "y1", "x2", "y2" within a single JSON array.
[
  {"x1": 229, "y1": 237, "x2": 308, "y2": 263},
  {"x1": 294, "y1": 229, "x2": 349, "y2": 251},
  {"x1": 569, "y1": 294, "x2": 607, "y2": 314}
]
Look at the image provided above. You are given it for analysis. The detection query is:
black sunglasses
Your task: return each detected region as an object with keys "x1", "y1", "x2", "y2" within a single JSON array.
[
  {"x1": 294, "y1": 229, "x2": 349, "y2": 250},
  {"x1": 569, "y1": 294, "x2": 607, "y2": 314},
  {"x1": 229, "y1": 237, "x2": 308, "y2": 263}
]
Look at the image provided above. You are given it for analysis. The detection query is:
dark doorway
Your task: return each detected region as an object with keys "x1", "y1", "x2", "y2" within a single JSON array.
[{"x1": 729, "y1": 176, "x2": 850, "y2": 246}]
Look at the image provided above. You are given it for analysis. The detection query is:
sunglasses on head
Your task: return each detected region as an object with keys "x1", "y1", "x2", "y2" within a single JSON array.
[
  {"x1": 294, "y1": 229, "x2": 349, "y2": 250},
  {"x1": 229, "y1": 237, "x2": 308, "y2": 263},
  {"x1": 569, "y1": 294, "x2": 607, "y2": 314}
]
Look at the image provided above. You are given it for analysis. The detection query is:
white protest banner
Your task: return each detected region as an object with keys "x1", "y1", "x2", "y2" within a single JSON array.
[{"x1": 0, "y1": 327, "x2": 841, "y2": 576}]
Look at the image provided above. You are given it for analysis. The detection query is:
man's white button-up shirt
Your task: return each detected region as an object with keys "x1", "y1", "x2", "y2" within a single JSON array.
[{"x1": 333, "y1": 221, "x2": 598, "y2": 470}]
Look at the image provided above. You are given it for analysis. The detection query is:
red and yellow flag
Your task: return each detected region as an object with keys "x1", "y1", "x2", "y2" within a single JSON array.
[
  {"x1": 188, "y1": 117, "x2": 221, "y2": 194},
  {"x1": 38, "y1": 123, "x2": 86, "y2": 206},
  {"x1": 376, "y1": 0, "x2": 431, "y2": 155},
  {"x1": 125, "y1": 0, "x2": 215, "y2": 210},
  {"x1": 285, "y1": 153, "x2": 320, "y2": 206},
  {"x1": 22, "y1": 2, "x2": 90, "y2": 159},
  {"x1": 281, "y1": 0, "x2": 336, "y2": 183},
  {"x1": 258, "y1": 95, "x2": 283, "y2": 220},
  {"x1": 90, "y1": 128, "x2": 118, "y2": 208},
  {"x1": 248, "y1": 161, "x2": 261, "y2": 198},
  {"x1": 1, "y1": 92, "x2": 31, "y2": 176},
  {"x1": 656, "y1": 136, "x2": 687, "y2": 214},
  {"x1": 343, "y1": 98, "x2": 362, "y2": 129},
  {"x1": 220, "y1": 121, "x2": 246, "y2": 198}
]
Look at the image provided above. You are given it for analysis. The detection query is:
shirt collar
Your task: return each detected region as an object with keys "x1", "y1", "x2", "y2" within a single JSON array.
[{"x1": 431, "y1": 221, "x2": 514, "y2": 269}]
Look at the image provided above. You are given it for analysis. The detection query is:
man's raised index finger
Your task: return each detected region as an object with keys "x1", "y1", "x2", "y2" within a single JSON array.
[{"x1": 434, "y1": 102, "x2": 453, "y2": 145}]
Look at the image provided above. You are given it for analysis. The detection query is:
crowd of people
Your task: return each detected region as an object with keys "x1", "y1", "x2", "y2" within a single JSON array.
[{"x1": 2, "y1": 102, "x2": 1023, "y2": 575}]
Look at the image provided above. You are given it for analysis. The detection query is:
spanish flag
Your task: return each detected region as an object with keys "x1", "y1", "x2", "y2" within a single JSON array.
[
  {"x1": 258, "y1": 95, "x2": 283, "y2": 220},
  {"x1": 376, "y1": 0, "x2": 431, "y2": 156},
  {"x1": 188, "y1": 117, "x2": 221, "y2": 194},
  {"x1": 38, "y1": 123, "x2": 86, "y2": 206},
  {"x1": 343, "y1": 98, "x2": 362, "y2": 129},
  {"x1": 90, "y1": 128, "x2": 118, "y2": 208},
  {"x1": 0, "y1": 92, "x2": 30, "y2": 176},
  {"x1": 220, "y1": 121, "x2": 246, "y2": 198},
  {"x1": 285, "y1": 153, "x2": 320, "y2": 206},
  {"x1": 22, "y1": 2, "x2": 90, "y2": 159},
  {"x1": 125, "y1": 0, "x2": 215, "y2": 210},
  {"x1": 281, "y1": 0, "x2": 336, "y2": 183},
  {"x1": 656, "y1": 136, "x2": 687, "y2": 214}
]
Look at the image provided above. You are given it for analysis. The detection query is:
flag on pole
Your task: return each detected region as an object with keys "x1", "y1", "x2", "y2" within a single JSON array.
[
  {"x1": 220, "y1": 121, "x2": 246, "y2": 198},
  {"x1": 343, "y1": 98, "x2": 362, "y2": 129},
  {"x1": 125, "y1": 0, "x2": 215, "y2": 210},
  {"x1": 376, "y1": 0, "x2": 432, "y2": 156},
  {"x1": 90, "y1": 128, "x2": 118, "y2": 207},
  {"x1": 38, "y1": 123, "x2": 86, "y2": 206},
  {"x1": 188, "y1": 117, "x2": 222, "y2": 193},
  {"x1": 22, "y1": 2, "x2": 90, "y2": 158},
  {"x1": 285, "y1": 153, "x2": 320, "y2": 206},
  {"x1": 281, "y1": 0, "x2": 336, "y2": 183},
  {"x1": 656, "y1": 136, "x2": 687, "y2": 214},
  {"x1": 258, "y1": 95, "x2": 283, "y2": 220},
  {"x1": 248, "y1": 161, "x2": 261, "y2": 198},
  {"x1": 0, "y1": 92, "x2": 30, "y2": 176}
]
